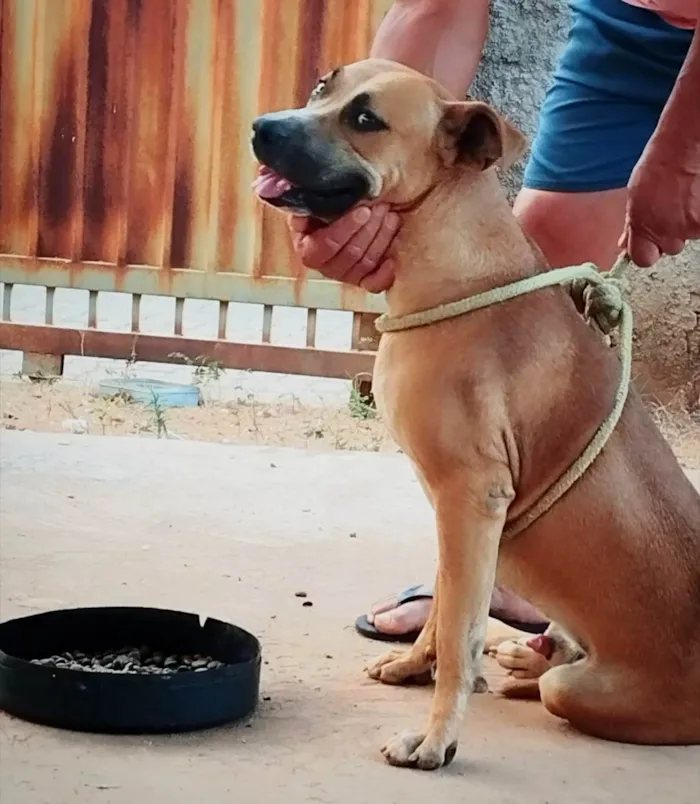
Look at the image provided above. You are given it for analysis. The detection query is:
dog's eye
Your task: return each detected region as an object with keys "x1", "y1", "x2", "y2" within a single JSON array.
[
  {"x1": 309, "y1": 67, "x2": 341, "y2": 103},
  {"x1": 350, "y1": 109, "x2": 388, "y2": 133},
  {"x1": 310, "y1": 80, "x2": 327, "y2": 100}
]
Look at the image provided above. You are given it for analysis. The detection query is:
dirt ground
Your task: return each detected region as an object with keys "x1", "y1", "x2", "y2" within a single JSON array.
[
  {"x1": 0, "y1": 376, "x2": 395, "y2": 453},
  {"x1": 1, "y1": 376, "x2": 699, "y2": 468},
  {"x1": 1, "y1": 432, "x2": 699, "y2": 804}
]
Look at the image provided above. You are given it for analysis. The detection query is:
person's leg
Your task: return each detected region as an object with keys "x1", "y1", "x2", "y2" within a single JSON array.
[
  {"x1": 357, "y1": 583, "x2": 545, "y2": 642},
  {"x1": 517, "y1": 0, "x2": 693, "y2": 265},
  {"x1": 356, "y1": 0, "x2": 693, "y2": 643},
  {"x1": 514, "y1": 188, "x2": 626, "y2": 270}
]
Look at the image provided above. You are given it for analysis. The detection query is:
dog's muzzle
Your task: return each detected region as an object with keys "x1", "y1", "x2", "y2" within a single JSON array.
[{"x1": 251, "y1": 112, "x2": 372, "y2": 219}]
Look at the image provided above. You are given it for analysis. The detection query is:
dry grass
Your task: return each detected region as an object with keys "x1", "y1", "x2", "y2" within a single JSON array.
[
  {"x1": 1, "y1": 375, "x2": 698, "y2": 469},
  {"x1": 648, "y1": 401, "x2": 700, "y2": 469},
  {"x1": 0, "y1": 376, "x2": 394, "y2": 453}
]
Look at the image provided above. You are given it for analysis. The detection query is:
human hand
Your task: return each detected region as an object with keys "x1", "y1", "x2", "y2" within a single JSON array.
[
  {"x1": 620, "y1": 150, "x2": 699, "y2": 267},
  {"x1": 287, "y1": 203, "x2": 401, "y2": 293},
  {"x1": 621, "y1": 16, "x2": 700, "y2": 268},
  {"x1": 620, "y1": 116, "x2": 700, "y2": 267}
]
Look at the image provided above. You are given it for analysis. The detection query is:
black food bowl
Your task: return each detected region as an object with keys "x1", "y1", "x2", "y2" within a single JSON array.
[{"x1": 0, "y1": 606, "x2": 261, "y2": 733}]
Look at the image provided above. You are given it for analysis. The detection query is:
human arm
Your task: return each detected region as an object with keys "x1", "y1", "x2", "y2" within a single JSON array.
[
  {"x1": 289, "y1": 0, "x2": 490, "y2": 291},
  {"x1": 370, "y1": 0, "x2": 488, "y2": 98},
  {"x1": 621, "y1": 13, "x2": 700, "y2": 267}
]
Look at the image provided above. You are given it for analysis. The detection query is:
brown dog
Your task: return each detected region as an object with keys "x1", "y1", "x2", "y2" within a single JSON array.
[{"x1": 251, "y1": 59, "x2": 700, "y2": 770}]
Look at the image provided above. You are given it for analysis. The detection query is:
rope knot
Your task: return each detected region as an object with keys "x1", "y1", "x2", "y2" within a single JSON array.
[
  {"x1": 371, "y1": 253, "x2": 634, "y2": 540},
  {"x1": 569, "y1": 258, "x2": 630, "y2": 335}
]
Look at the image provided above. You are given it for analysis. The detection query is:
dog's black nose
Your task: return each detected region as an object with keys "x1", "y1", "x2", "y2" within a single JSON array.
[
  {"x1": 252, "y1": 115, "x2": 279, "y2": 149},
  {"x1": 251, "y1": 113, "x2": 307, "y2": 163}
]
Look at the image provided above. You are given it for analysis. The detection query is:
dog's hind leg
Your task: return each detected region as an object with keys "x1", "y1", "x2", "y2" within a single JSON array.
[
  {"x1": 540, "y1": 658, "x2": 700, "y2": 744},
  {"x1": 497, "y1": 677, "x2": 542, "y2": 699}
]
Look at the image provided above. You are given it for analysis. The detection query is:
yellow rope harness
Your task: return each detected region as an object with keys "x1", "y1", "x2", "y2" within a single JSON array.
[{"x1": 374, "y1": 255, "x2": 633, "y2": 539}]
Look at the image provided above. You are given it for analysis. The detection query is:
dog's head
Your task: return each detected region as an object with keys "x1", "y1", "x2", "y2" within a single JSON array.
[{"x1": 251, "y1": 59, "x2": 526, "y2": 220}]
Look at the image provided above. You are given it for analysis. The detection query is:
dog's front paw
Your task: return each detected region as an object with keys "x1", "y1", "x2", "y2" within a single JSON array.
[
  {"x1": 381, "y1": 730, "x2": 457, "y2": 770},
  {"x1": 367, "y1": 650, "x2": 433, "y2": 686}
]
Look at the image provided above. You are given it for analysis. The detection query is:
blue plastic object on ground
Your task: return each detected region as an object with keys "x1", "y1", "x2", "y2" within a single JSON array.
[{"x1": 98, "y1": 378, "x2": 201, "y2": 408}]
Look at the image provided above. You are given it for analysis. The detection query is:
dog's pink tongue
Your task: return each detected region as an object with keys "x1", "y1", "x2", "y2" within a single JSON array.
[{"x1": 253, "y1": 166, "x2": 292, "y2": 199}]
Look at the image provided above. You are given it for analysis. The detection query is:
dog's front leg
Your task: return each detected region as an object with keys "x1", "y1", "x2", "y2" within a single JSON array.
[
  {"x1": 368, "y1": 576, "x2": 439, "y2": 685},
  {"x1": 381, "y1": 478, "x2": 509, "y2": 770}
]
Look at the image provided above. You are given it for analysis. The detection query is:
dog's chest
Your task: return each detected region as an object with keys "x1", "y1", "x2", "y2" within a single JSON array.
[
  {"x1": 372, "y1": 336, "x2": 434, "y2": 457},
  {"x1": 372, "y1": 339, "x2": 412, "y2": 442},
  {"x1": 370, "y1": 342, "x2": 393, "y2": 426}
]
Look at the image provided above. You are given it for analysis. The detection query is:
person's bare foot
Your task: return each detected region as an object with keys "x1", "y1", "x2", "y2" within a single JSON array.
[
  {"x1": 368, "y1": 591, "x2": 433, "y2": 636},
  {"x1": 488, "y1": 633, "x2": 554, "y2": 679},
  {"x1": 365, "y1": 583, "x2": 548, "y2": 639}
]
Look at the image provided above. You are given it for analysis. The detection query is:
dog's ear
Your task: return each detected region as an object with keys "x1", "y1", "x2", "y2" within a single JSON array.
[{"x1": 439, "y1": 101, "x2": 527, "y2": 171}]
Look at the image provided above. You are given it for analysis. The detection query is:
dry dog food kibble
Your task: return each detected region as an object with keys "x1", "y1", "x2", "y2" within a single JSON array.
[{"x1": 30, "y1": 646, "x2": 226, "y2": 674}]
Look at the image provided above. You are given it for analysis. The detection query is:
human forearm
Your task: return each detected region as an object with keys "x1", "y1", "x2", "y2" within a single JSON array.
[
  {"x1": 370, "y1": 0, "x2": 489, "y2": 98},
  {"x1": 647, "y1": 15, "x2": 700, "y2": 164},
  {"x1": 622, "y1": 14, "x2": 700, "y2": 265}
]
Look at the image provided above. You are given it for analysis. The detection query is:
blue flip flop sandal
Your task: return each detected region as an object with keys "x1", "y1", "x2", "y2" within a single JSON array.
[{"x1": 355, "y1": 583, "x2": 549, "y2": 643}]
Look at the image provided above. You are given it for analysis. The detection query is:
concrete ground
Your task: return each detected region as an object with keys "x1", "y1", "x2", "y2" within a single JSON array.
[{"x1": 1, "y1": 431, "x2": 699, "y2": 804}]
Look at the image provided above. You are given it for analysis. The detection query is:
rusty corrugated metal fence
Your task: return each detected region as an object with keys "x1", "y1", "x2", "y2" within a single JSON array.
[{"x1": 0, "y1": 0, "x2": 392, "y2": 378}]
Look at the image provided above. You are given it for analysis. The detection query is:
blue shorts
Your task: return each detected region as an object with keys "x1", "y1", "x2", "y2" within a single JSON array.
[{"x1": 523, "y1": 0, "x2": 693, "y2": 193}]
